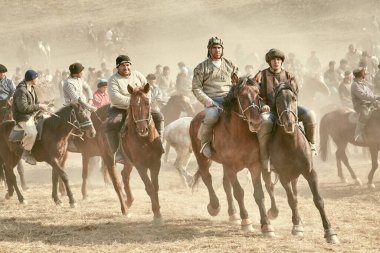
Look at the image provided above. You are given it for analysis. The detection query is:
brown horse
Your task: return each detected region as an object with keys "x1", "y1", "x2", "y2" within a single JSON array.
[
  {"x1": 320, "y1": 106, "x2": 380, "y2": 188},
  {"x1": 161, "y1": 94, "x2": 195, "y2": 126},
  {"x1": 68, "y1": 104, "x2": 111, "y2": 199},
  {"x1": 189, "y1": 76, "x2": 275, "y2": 236},
  {"x1": 0, "y1": 103, "x2": 96, "y2": 206},
  {"x1": 268, "y1": 81, "x2": 339, "y2": 243},
  {"x1": 0, "y1": 104, "x2": 27, "y2": 190},
  {"x1": 99, "y1": 83, "x2": 163, "y2": 224}
]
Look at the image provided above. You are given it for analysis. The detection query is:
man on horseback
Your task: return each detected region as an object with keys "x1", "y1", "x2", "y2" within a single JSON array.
[
  {"x1": 351, "y1": 66, "x2": 380, "y2": 142},
  {"x1": 192, "y1": 36, "x2": 240, "y2": 158},
  {"x1": 107, "y1": 55, "x2": 165, "y2": 162},
  {"x1": 255, "y1": 48, "x2": 317, "y2": 171},
  {"x1": 0, "y1": 64, "x2": 16, "y2": 108},
  {"x1": 12, "y1": 70, "x2": 49, "y2": 165},
  {"x1": 63, "y1": 62, "x2": 96, "y2": 111}
]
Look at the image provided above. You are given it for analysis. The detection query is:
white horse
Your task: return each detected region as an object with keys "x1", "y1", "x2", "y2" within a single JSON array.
[{"x1": 163, "y1": 117, "x2": 193, "y2": 187}]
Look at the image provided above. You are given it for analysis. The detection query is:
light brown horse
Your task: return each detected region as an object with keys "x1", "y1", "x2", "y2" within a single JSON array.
[
  {"x1": 161, "y1": 94, "x2": 195, "y2": 126},
  {"x1": 99, "y1": 83, "x2": 164, "y2": 224},
  {"x1": 268, "y1": 81, "x2": 338, "y2": 243},
  {"x1": 320, "y1": 105, "x2": 380, "y2": 188},
  {"x1": 190, "y1": 76, "x2": 275, "y2": 236}
]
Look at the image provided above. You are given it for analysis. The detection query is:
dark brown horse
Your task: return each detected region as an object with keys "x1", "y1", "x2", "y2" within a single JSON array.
[
  {"x1": 161, "y1": 94, "x2": 195, "y2": 126},
  {"x1": 68, "y1": 104, "x2": 110, "y2": 199},
  {"x1": 320, "y1": 106, "x2": 380, "y2": 188},
  {"x1": 99, "y1": 83, "x2": 163, "y2": 224},
  {"x1": 0, "y1": 103, "x2": 96, "y2": 206},
  {"x1": 268, "y1": 81, "x2": 338, "y2": 243},
  {"x1": 0, "y1": 104, "x2": 27, "y2": 190},
  {"x1": 189, "y1": 76, "x2": 275, "y2": 236}
]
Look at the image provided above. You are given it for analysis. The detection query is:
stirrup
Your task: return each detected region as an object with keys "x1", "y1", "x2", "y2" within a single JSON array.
[
  {"x1": 309, "y1": 143, "x2": 318, "y2": 156},
  {"x1": 200, "y1": 142, "x2": 212, "y2": 159}
]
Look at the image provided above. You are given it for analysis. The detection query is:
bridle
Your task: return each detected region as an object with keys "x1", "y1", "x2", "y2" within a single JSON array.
[
  {"x1": 67, "y1": 108, "x2": 93, "y2": 138},
  {"x1": 236, "y1": 95, "x2": 261, "y2": 122},
  {"x1": 274, "y1": 86, "x2": 298, "y2": 127},
  {"x1": 131, "y1": 96, "x2": 152, "y2": 125}
]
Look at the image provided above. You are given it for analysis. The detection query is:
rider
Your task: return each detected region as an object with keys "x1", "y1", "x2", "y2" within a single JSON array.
[
  {"x1": 0, "y1": 64, "x2": 16, "y2": 108},
  {"x1": 192, "y1": 36, "x2": 240, "y2": 158},
  {"x1": 351, "y1": 66, "x2": 380, "y2": 142},
  {"x1": 146, "y1": 73, "x2": 164, "y2": 111},
  {"x1": 107, "y1": 55, "x2": 165, "y2": 162},
  {"x1": 255, "y1": 48, "x2": 317, "y2": 171},
  {"x1": 12, "y1": 70, "x2": 49, "y2": 165},
  {"x1": 63, "y1": 62, "x2": 96, "y2": 111}
]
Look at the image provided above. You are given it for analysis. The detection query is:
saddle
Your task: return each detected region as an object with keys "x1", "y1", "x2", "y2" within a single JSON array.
[{"x1": 8, "y1": 118, "x2": 45, "y2": 143}]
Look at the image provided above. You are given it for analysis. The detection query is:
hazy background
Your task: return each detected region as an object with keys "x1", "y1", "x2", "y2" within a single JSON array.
[{"x1": 1, "y1": 0, "x2": 379, "y2": 75}]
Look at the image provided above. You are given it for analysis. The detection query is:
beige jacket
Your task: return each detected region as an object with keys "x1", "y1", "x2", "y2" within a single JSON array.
[
  {"x1": 108, "y1": 71, "x2": 148, "y2": 110},
  {"x1": 192, "y1": 57, "x2": 239, "y2": 105}
]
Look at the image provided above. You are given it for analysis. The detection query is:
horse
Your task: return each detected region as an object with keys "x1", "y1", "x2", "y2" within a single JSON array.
[
  {"x1": 161, "y1": 94, "x2": 195, "y2": 126},
  {"x1": 0, "y1": 103, "x2": 96, "y2": 206},
  {"x1": 189, "y1": 75, "x2": 275, "y2": 236},
  {"x1": 68, "y1": 104, "x2": 111, "y2": 199},
  {"x1": 98, "y1": 83, "x2": 164, "y2": 224},
  {"x1": 267, "y1": 80, "x2": 339, "y2": 243},
  {"x1": 299, "y1": 74, "x2": 331, "y2": 110},
  {"x1": 0, "y1": 104, "x2": 27, "y2": 191},
  {"x1": 163, "y1": 117, "x2": 193, "y2": 187},
  {"x1": 320, "y1": 105, "x2": 380, "y2": 188}
]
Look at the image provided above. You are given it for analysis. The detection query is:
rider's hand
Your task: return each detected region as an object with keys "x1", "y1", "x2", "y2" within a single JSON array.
[
  {"x1": 205, "y1": 99, "x2": 213, "y2": 108},
  {"x1": 39, "y1": 103, "x2": 49, "y2": 111},
  {"x1": 261, "y1": 105, "x2": 270, "y2": 113},
  {"x1": 88, "y1": 99, "x2": 94, "y2": 105}
]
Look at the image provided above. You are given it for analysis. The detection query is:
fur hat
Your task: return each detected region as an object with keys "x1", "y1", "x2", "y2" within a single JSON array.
[
  {"x1": 24, "y1": 70, "x2": 38, "y2": 81},
  {"x1": 69, "y1": 62, "x2": 84, "y2": 74},
  {"x1": 116, "y1": 55, "x2": 131, "y2": 67}
]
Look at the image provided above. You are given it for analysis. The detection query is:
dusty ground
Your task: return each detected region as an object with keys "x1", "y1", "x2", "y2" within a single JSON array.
[
  {"x1": 1, "y1": 0, "x2": 380, "y2": 252},
  {"x1": 0, "y1": 151, "x2": 379, "y2": 253}
]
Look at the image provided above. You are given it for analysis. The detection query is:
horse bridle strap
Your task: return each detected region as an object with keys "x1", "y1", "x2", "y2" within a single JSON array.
[
  {"x1": 132, "y1": 106, "x2": 152, "y2": 124},
  {"x1": 68, "y1": 109, "x2": 93, "y2": 131},
  {"x1": 236, "y1": 96, "x2": 260, "y2": 121},
  {"x1": 274, "y1": 86, "x2": 298, "y2": 126}
]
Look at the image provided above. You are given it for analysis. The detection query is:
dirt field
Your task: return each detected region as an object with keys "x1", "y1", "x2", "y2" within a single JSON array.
[
  {"x1": 0, "y1": 151, "x2": 379, "y2": 253},
  {"x1": 1, "y1": 0, "x2": 380, "y2": 252}
]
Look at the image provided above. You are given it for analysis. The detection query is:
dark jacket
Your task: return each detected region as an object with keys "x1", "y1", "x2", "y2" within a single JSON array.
[{"x1": 12, "y1": 81, "x2": 40, "y2": 122}]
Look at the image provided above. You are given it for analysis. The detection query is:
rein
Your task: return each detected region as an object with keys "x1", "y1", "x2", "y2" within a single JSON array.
[{"x1": 274, "y1": 86, "x2": 298, "y2": 126}]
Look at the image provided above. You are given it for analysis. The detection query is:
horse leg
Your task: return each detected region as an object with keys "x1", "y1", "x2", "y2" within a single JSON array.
[
  {"x1": 251, "y1": 170, "x2": 275, "y2": 237},
  {"x1": 121, "y1": 162, "x2": 134, "y2": 208},
  {"x1": 50, "y1": 159, "x2": 76, "y2": 207},
  {"x1": 174, "y1": 148, "x2": 192, "y2": 188},
  {"x1": 339, "y1": 145, "x2": 360, "y2": 185},
  {"x1": 279, "y1": 177, "x2": 303, "y2": 236},
  {"x1": 51, "y1": 169, "x2": 61, "y2": 205},
  {"x1": 0, "y1": 162, "x2": 5, "y2": 187},
  {"x1": 81, "y1": 155, "x2": 90, "y2": 200},
  {"x1": 222, "y1": 165, "x2": 239, "y2": 224},
  {"x1": 17, "y1": 161, "x2": 28, "y2": 191},
  {"x1": 100, "y1": 159, "x2": 111, "y2": 186},
  {"x1": 262, "y1": 170, "x2": 278, "y2": 220},
  {"x1": 368, "y1": 147, "x2": 378, "y2": 189},
  {"x1": 4, "y1": 166, "x2": 14, "y2": 200},
  {"x1": 164, "y1": 142, "x2": 170, "y2": 163},
  {"x1": 4, "y1": 165, "x2": 25, "y2": 204},
  {"x1": 136, "y1": 165, "x2": 163, "y2": 225},
  {"x1": 304, "y1": 170, "x2": 339, "y2": 243},
  {"x1": 335, "y1": 149, "x2": 346, "y2": 183}
]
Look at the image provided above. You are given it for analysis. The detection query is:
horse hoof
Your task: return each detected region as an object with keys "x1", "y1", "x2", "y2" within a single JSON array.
[
  {"x1": 153, "y1": 216, "x2": 164, "y2": 226},
  {"x1": 326, "y1": 235, "x2": 339, "y2": 244},
  {"x1": 5, "y1": 193, "x2": 11, "y2": 200},
  {"x1": 292, "y1": 225, "x2": 304, "y2": 236},
  {"x1": 20, "y1": 199, "x2": 28, "y2": 205},
  {"x1": 207, "y1": 203, "x2": 220, "y2": 216},
  {"x1": 267, "y1": 208, "x2": 279, "y2": 220},
  {"x1": 340, "y1": 177, "x2": 348, "y2": 184},
  {"x1": 229, "y1": 213, "x2": 241, "y2": 225},
  {"x1": 241, "y1": 219, "x2": 254, "y2": 233},
  {"x1": 368, "y1": 183, "x2": 376, "y2": 189},
  {"x1": 262, "y1": 224, "x2": 276, "y2": 238},
  {"x1": 70, "y1": 202, "x2": 77, "y2": 208},
  {"x1": 355, "y1": 178, "x2": 362, "y2": 186}
]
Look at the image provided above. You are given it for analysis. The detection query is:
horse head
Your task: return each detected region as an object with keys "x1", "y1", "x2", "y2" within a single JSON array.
[
  {"x1": 274, "y1": 78, "x2": 298, "y2": 133},
  {"x1": 128, "y1": 83, "x2": 152, "y2": 137},
  {"x1": 70, "y1": 102, "x2": 96, "y2": 138},
  {"x1": 224, "y1": 76, "x2": 262, "y2": 132}
]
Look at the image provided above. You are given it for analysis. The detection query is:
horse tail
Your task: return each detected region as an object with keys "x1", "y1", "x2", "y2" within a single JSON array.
[{"x1": 319, "y1": 113, "x2": 330, "y2": 161}]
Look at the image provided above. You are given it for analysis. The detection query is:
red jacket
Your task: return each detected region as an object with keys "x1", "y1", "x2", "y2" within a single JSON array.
[{"x1": 93, "y1": 89, "x2": 110, "y2": 108}]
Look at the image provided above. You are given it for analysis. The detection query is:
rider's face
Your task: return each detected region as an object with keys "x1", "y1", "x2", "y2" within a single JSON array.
[
  {"x1": 117, "y1": 62, "x2": 132, "y2": 76},
  {"x1": 0, "y1": 72, "x2": 5, "y2": 80},
  {"x1": 210, "y1": 45, "x2": 223, "y2": 60},
  {"x1": 270, "y1": 58, "x2": 282, "y2": 72}
]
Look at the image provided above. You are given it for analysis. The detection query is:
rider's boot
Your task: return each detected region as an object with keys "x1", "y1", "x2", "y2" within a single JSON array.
[
  {"x1": 155, "y1": 119, "x2": 165, "y2": 154},
  {"x1": 106, "y1": 131, "x2": 124, "y2": 163},
  {"x1": 305, "y1": 123, "x2": 318, "y2": 156},
  {"x1": 200, "y1": 122, "x2": 213, "y2": 159},
  {"x1": 354, "y1": 122, "x2": 366, "y2": 143}
]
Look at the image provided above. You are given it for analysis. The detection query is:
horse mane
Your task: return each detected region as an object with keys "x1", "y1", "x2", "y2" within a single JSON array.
[
  {"x1": 44, "y1": 105, "x2": 74, "y2": 130},
  {"x1": 223, "y1": 77, "x2": 256, "y2": 118}
]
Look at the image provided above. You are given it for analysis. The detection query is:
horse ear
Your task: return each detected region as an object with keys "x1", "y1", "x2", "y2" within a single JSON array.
[
  {"x1": 254, "y1": 71, "x2": 262, "y2": 84},
  {"x1": 127, "y1": 85, "x2": 134, "y2": 94},
  {"x1": 231, "y1": 73, "x2": 239, "y2": 86},
  {"x1": 143, "y1": 83, "x2": 150, "y2": 93}
]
